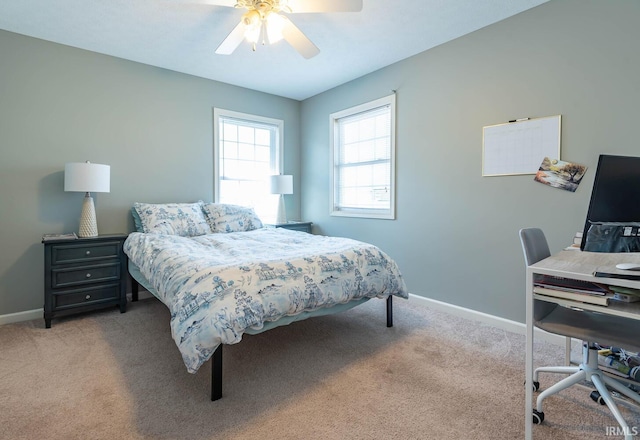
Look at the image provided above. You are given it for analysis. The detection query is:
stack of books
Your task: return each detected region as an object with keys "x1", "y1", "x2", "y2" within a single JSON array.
[
  {"x1": 608, "y1": 286, "x2": 640, "y2": 303},
  {"x1": 533, "y1": 275, "x2": 613, "y2": 306},
  {"x1": 42, "y1": 232, "x2": 78, "y2": 242},
  {"x1": 573, "y1": 231, "x2": 583, "y2": 246},
  {"x1": 564, "y1": 232, "x2": 583, "y2": 251}
]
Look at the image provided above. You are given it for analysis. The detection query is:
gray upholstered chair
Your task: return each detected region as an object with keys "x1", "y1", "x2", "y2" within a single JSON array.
[{"x1": 519, "y1": 228, "x2": 640, "y2": 437}]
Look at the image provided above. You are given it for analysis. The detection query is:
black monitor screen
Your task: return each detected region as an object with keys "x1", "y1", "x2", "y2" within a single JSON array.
[{"x1": 580, "y1": 154, "x2": 640, "y2": 250}]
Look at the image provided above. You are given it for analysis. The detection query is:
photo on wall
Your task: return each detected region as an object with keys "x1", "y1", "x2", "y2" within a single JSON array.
[{"x1": 534, "y1": 157, "x2": 587, "y2": 192}]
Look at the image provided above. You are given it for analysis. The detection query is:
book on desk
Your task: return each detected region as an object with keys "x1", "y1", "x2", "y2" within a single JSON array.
[
  {"x1": 534, "y1": 274, "x2": 640, "y2": 306},
  {"x1": 534, "y1": 275, "x2": 614, "y2": 306},
  {"x1": 533, "y1": 286, "x2": 614, "y2": 306}
]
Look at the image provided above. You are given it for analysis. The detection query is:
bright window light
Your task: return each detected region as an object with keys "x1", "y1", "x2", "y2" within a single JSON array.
[
  {"x1": 214, "y1": 109, "x2": 284, "y2": 223},
  {"x1": 330, "y1": 94, "x2": 396, "y2": 219}
]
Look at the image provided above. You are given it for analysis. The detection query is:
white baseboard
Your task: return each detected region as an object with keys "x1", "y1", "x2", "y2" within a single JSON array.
[
  {"x1": 408, "y1": 293, "x2": 566, "y2": 346},
  {"x1": 0, "y1": 291, "x2": 565, "y2": 347},
  {"x1": 0, "y1": 308, "x2": 42, "y2": 326},
  {"x1": 0, "y1": 292, "x2": 155, "y2": 326}
]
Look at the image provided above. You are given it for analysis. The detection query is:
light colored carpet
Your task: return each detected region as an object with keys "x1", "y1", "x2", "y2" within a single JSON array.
[{"x1": 1, "y1": 297, "x2": 638, "y2": 439}]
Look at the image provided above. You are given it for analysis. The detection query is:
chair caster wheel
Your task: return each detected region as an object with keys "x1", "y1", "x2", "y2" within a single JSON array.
[
  {"x1": 524, "y1": 380, "x2": 540, "y2": 391},
  {"x1": 590, "y1": 391, "x2": 606, "y2": 405},
  {"x1": 533, "y1": 409, "x2": 545, "y2": 425}
]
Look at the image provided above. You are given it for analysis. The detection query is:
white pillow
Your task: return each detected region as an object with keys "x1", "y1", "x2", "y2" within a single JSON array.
[
  {"x1": 201, "y1": 203, "x2": 263, "y2": 233},
  {"x1": 133, "y1": 202, "x2": 212, "y2": 236}
]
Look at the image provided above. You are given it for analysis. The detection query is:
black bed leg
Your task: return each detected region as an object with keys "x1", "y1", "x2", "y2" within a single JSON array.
[
  {"x1": 211, "y1": 345, "x2": 223, "y2": 401},
  {"x1": 131, "y1": 275, "x2": 139, "y2": 302},
  {"x1": 386, "y1": 295, "x2": 393, "y2": 327}
]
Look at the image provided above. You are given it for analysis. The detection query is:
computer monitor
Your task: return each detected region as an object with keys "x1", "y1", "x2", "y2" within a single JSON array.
[{"x1": 580, "y1": 154, "x2": 640, "y2": 250}]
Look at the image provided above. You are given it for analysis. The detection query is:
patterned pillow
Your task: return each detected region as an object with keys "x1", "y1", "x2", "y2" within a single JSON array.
[
  {"x1": 133, "y1": 202, "x2": 212, "y2": 236},
  {"x1": 201, "y1": 203, "x2": 263, "y2": 233},
  {"x1": 131, "y1": 207, "x2": 145, "y2": 232}
]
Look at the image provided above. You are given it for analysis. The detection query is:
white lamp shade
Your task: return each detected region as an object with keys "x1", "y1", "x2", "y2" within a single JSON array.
[
  {"x1": 270, "y1": 174, "x2": 293, "y2": 195},
  {"x1": 64, "y1": 162, "x2": 110, "y2": 193}
]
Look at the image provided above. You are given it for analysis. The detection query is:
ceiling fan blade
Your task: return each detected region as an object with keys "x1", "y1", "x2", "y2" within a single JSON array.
[
  {"x1": 215, "y1": 21, "x2": 246, "y2": 55},
  {"x1": 286, "y1": 0, "x2": 363, "y2": 13},
  {"x1": 281, "y1": 17, "x2": 319, "y2": 59}
]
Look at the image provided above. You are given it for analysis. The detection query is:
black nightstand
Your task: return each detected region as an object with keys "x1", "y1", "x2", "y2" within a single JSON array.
[
  {"x1": 273, "y1": 221, "x2": 313, "y2": 233},
  {"x1": 42, "y1": 234, "x2": 128, "y2": 328}
]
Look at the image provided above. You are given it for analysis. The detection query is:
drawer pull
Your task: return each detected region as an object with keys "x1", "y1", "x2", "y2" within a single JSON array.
[
  {"x1": 85, "y1": 250, "x2": 91, "y2": 256},
  {"x1": 85, "y1": 295, "x2": 91, "y2": 300},
  {"x1": 85, "y1": 273, "x2": 92, "y2": 278}
]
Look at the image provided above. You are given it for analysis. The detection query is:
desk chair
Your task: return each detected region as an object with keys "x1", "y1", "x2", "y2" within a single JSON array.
[{"x1": 519, "y1": 228, "x2": 640, "y2": 437}]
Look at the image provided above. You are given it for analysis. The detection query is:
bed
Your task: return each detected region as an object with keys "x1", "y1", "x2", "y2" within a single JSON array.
[{"x1": 124, "y1": 202, "x2": 408, "y2": 400}]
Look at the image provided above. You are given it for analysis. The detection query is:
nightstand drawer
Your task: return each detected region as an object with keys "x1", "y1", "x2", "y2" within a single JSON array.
[
  {"x1": 272, "y1": 222, "x2": 313, "y2": 233},
  {"x1": 52, "y1": 262, "x2": 121, "y2": 288},
  {"x1": 53, "y1": 284, "x2": 120, "y2": 309},
  {"x1": 51, "y1": 241, "x2": 121, "y2": 265}
]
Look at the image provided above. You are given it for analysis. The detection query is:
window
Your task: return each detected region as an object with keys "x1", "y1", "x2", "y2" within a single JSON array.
[
  {"x1": 214, "y1": 108, "x2": 283, "y2": 222},
  {"x1": 330, "y1": 94, "x2": 396, "y2": 219}
]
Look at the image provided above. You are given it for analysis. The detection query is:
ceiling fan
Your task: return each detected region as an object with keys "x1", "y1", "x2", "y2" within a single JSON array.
[{"x1": 206, "y1": 0, "x2": 363, "y2": 59}]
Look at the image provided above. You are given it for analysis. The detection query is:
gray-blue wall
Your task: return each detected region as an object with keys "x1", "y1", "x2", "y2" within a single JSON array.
[
  {"x1": 2, "y1": 0, "x2": 640, "y2": 324},
  {"x1": 300, "y1": 0, "x2": 640, "y2": 322},
  {"x1": 0, "y1": 30, "x2": 301, "y2": 316}
]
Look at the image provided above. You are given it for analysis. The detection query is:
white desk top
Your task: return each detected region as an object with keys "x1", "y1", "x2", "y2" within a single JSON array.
[
  {"x1": 530, "y1": 250, "x2": 640, "y2": 319},
  {"x1": 531, "y1": 250, "x2": 640, "y2": 289}
]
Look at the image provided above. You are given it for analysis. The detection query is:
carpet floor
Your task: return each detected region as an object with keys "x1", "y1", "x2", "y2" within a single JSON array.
[{"x1": 1, "y1": 297, "x2": 638, "y2": 439}]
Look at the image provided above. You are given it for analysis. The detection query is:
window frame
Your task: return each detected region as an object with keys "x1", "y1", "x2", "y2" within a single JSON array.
[
  {"x1": 329, "y1": 94, "x2": 396, "y2": 219},
  {"x1": 213, "y1": 108, "x2": 284, "y2": 212}
]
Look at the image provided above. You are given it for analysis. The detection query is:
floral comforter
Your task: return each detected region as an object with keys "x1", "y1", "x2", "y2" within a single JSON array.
[{"x1": 124, "y1": 228, "x2": 408, "y2": 373}]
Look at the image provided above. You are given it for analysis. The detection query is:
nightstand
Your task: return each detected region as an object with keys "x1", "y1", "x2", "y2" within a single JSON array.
[
  {"x1": 42, "y1": 234, "x2": 128, "y2": 328},
  {"x1": 273, "y1": 221, "x2": 313, "y2": 233}
]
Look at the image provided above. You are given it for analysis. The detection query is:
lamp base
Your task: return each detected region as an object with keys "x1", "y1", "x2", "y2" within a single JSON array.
[
  {"x1": 78, "y1": 194, "x2": 98, "y2": 238},
  {"x1": 275, "y1": 194, "x2": 287, "y2": 224}
]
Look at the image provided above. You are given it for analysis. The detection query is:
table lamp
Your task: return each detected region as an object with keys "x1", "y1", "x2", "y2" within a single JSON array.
[
  {"x1": 64, "y1": 161, "x2": 110, "y2": 238},
  {"x1": 270, "y1": 174, "x2": 293, "y2": 224}
]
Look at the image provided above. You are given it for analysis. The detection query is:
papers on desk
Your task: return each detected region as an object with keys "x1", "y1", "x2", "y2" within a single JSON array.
[{"x1": 534, "y1": 275, "x2": 613, "y2": 306}]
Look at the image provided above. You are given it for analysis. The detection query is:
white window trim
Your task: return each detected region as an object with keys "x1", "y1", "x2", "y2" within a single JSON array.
[
  {"x1": 213, "y1": 108, "x2": 284, "y2": 203},
  {"x1": 329, "y1": 94, "x2": 396, "y2": 219}
]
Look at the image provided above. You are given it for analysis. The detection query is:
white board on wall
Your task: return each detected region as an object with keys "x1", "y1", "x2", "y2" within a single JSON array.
[{"x1": 482, "y1": 115, "x2": 561, "y2": 176}]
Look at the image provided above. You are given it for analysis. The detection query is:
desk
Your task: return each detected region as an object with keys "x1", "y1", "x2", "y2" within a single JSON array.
[{"x1": 525, "y1": 250, "x2": 640, "y2": 439}]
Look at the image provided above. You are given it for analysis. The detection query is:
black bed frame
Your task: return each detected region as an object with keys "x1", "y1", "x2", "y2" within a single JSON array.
[{"x1": 131, "y1": 278, "x2": 394, "y2": 401}]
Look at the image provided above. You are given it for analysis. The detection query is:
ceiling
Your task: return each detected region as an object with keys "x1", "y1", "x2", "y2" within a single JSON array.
[{"x1": 0, "y1": 0, "x2": 549, "y2": 101}]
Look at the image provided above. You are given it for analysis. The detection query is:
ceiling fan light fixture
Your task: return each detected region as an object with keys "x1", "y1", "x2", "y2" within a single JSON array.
[
  {"x1": 242, "y1": 9, "x2": 260, "y2": 28},
  {"x1": 215, "y1": 0, "x2": 363, "y2": 58},
  {"x1": 242, "y1": 9, "x2": 262, "y2": 44},
  {"x1": 265, "y1": 11, "x2": 285, "y2": 44},
  {"x1": 245, "y1": 27, "x2": 261, "y2": 45}
]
